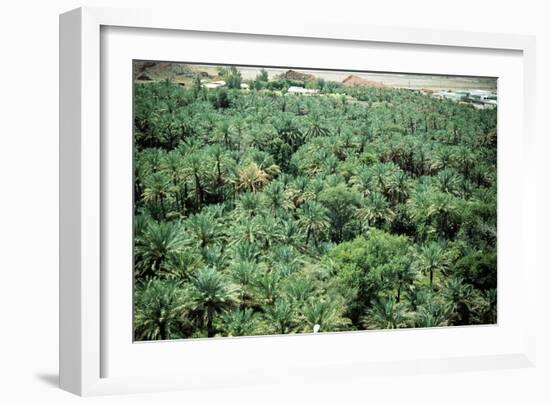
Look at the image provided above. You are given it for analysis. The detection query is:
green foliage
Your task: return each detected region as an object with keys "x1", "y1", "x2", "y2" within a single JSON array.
[
  {"x1": 133, "y1": 67, "x2": 497, "y2": 340},
  {"x1": 134, "y1": 279, "x2": 185, "y2": 341}
]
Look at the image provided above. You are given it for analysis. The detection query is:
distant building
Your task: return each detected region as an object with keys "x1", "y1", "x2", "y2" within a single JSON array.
[
  {"x1": 287, "y1": 86, "x2": 318, "y2": 95},
  {"x1": 204, "y1": 80, "x2": 226, "y2": 89},
  {"x1": 432, "y1": 91, "x2": 467, "y2": 101},
  {"x1": 466, "y1": 90, "x2": 497, "y2": 105},
  {"x1": 432, "y1": 89, "x2": 496, "y2": 108}
]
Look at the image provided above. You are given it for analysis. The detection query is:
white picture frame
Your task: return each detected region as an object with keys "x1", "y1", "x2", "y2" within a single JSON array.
[{"x1": 60, "y1": 6, "x2": 537, "y2": 396}]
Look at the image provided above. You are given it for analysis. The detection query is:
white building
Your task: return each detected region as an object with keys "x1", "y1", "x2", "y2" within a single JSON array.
[
  {"x1": 287, "y1": 86, "x2": 319, "y2": 95},
  {"x1": 204, "y1": 80, "x2": 226, "y2": 89},
  {"x1": 466, "y1": 89, "x2": 497, "y2": 105}
]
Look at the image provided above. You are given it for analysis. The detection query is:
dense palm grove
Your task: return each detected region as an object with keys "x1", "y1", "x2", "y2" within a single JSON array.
[{"x1": 133, "y1": 67, "x2": 497, "y2": 341}]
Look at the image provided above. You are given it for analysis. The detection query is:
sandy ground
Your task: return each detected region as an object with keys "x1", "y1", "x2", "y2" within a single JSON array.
[{"x1": 136, "y1": 61, "x2": 497, "y2": 92}]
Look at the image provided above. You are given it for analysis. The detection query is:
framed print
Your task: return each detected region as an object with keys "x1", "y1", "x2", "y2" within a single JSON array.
[{"x1": 59, "y1": 6, "x2": 537, "y2": 396}]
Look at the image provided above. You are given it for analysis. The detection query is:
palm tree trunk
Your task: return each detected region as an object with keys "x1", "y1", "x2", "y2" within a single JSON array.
[
  {"x1": 206, "y1": 312, "x2": 214, "y2": 338},
  {"x1": 158, "y1": 194, "x2": 165, "y2": 218},
  {"x1": 194, "y1": 175, "x2": 203, "y2": 208},
  {"x1": 159, "y1": 321, "x2": 167, "y2": 340}
]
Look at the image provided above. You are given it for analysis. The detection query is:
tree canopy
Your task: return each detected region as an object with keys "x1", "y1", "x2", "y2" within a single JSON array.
[{"x1": 133, "y1": 67, "x2": 497, "y2": 340}]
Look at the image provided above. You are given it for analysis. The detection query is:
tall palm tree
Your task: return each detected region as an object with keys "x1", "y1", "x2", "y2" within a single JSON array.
[
  {"x1": 160, "y1": 150, "x2": 186, "y2": 211},
  {"x1": 141, "y1": 172, "x2": 171, "y2": 218},
  {"x1": 429, "y1": 191, "x2": 458, "y2": 239},
  {"x1": 215, "y1": 120, "x2": 232, "y2": 149},
  {"x1": 187, "y1": 267, "x2": 238, "y2": 337},
  {"x1": 296, "y1": 200, "x2": 330, "y2": 247},
  {"x1": 134, "y1": 279, "x2": 184, "y2": 341},
  {"x1": 413, "y1": 241, "x2": 451, "y2": 288},
  {"x1": 184, "y1": 153, "x2": 205, "y2": 209},
  {"x1": 387, "y1": 170, "x2": 410, "y2": 204},
  {"x1": 204, "y1": 144, "x2": 228, "y2": 202}
]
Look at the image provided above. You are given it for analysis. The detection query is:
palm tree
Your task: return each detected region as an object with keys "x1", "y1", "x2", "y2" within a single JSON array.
[
  {"x1": 134, "y1": 279, "x2": 184, "y2": 340},
  {"x1": 221, "y1": 308, "x2": 259, "y2": 336},
  {"x1": 270, "y1": 245, "x2": 303, "y2": 277},
  {"x1": 370, "y1": 162, "x2": 397, "y2": 194},
  {"x1": 234, "y1": 162, "x2": 272, "y2": 193},
  {"x1": 349, "y1": 167, "x2": 375, "y2": 197},
  {"x1": 233, "y1": 192, "x2": 262, "y2": 219},
  {"x1": 185, "y1": 211, "x2": 222, "y2": 249},
  {"x1": 134, "y1": 221, "x2": 184, "y2": 278},
  {"x1": 162, "y1": 248, "x2": 204, "y2": 281},
  {"x1": 184, "y1": 153, "x2": 205, "y2": 209},
  {"x1": 302, "y1": 299, "x2": 349, "y2": 332},
  {"x1": 387, "y1": 170, "x2": 410, "y2": 204},
  {"x1": 305, "y1": 115, "x2": 330, "y2": 139},
  {"x1": 215, "y1": 120, "x2": 232, "y2": 148},
  {"x1": 365, "y1": 297, "x2": 409, "y2": 329},
  {"x1": 187, "y1": 267, "x2": 238, "y2": 337},
  {"x1": 436, "y1": 168, "x2": 460, "y2": 195},
  {"x1": 413, "y1": 241, "x2": 451, "y2": 288},
  {"x1": 387, "y1": 257, "x2": 416, "y2": 303},
  {"x1": 356, "y1": 192, "x2": 394, "y2": 229},
  {"x1": 255, "y1": 215, "x2": 283, "y2": 248},
  {"x1": 141, "y1": 172, "x2": 171, "y2": 218},
  {"x1": 263, "y1": 299, "x2": 295, "y2": 334},
  {"x1": 284, "y1": 277, "x2": 314, "y2": 306},
  {"x1": 229, "y1": 260, "x2": 259, "y2": 306},
  {"x1": 442, "y1": 276, "x2": 475, "y2": 325},
  {"x1": 280, "y1": 220, "x2": 304, "y2": 247},
  {"x1": 274, "y1": 114, "x2": 303, "y2": 150},
  {"x1": 160, "y1": 150, "x2": 186, "y2": 212},
  {"x1": 261, "y1": 181, "x2": 292, "y2": 213},
  {"x1": 414, "y1": 294, "x2": 449, "y2": 328},
  {"x1": 296, "y1": 200, "x2": 330, "y2": 247},
  {"x1": 228, "y1": 219, "x2": 261, "y2": 245},
  {"x1": 429, "y1": 191, "x2": 458, "y2": 239},
  {"x1": 204, "y1": 144, "x2": 228, "y2": 202},
  {"x1": 230, "y1": 241, "x2": 260, "y2": 263},
  {"x1": 253, "y1": 271, "x2": 281, "y2": 305}
]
